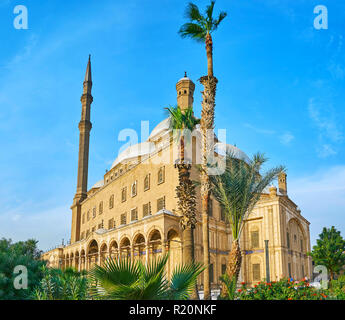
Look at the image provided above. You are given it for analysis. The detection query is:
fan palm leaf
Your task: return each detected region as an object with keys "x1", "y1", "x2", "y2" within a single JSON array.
[{"x1": 89, "y1": 254, "x2": 203, "y2": 300}]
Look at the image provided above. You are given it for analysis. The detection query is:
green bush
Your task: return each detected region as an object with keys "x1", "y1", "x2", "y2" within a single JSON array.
[
  {"x1": 329, "y1": 275, "x2": 345, "y2": 300},
  {"x1": 236, "y1": 279, "x2": 329, "y2": 300},
  {"x1": 32, "y1": 266, "x2": 90, "y2": 300}
]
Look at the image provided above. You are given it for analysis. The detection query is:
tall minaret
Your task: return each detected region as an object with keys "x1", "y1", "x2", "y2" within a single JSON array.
[{"x1": 71, "y1": 55, "x2": 93, "y2": 243}]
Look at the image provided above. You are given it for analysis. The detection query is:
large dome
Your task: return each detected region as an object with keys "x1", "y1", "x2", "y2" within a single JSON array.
[
  {"x1": 109, "y1": 118, "x2": 250, "y2": 169},
  {"x1": 148, "y1": 118, "x2": 171, "y2": 141},
  {"x1": 110, "y1": 141, "x2": 156, "y2": 169}
]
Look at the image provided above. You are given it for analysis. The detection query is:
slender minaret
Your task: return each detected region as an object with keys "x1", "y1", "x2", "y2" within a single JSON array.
[{"x1": 71, "y1": 55, "x2": 93, "y2": 243}]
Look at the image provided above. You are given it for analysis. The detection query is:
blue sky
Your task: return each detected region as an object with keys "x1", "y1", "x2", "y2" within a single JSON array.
[{"x1": 0, "y1": 0, "x2": 344, "y2": 251}]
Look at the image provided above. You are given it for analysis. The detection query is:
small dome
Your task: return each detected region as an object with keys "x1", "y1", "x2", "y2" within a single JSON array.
[
  {"x1": 214, "y1": 143, "x2": 251, "y2": 163},
  {"x1": 91, "y1": 179, "x2": 104, "y2": 189},
  {"x1": 110, "y1": 141, "x2": 156, "y2": 169},
  {"x1": 178, "y1": 76, "x2": 191, "y2": 82}
]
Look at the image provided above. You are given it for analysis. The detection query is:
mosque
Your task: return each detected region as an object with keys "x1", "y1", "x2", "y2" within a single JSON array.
[{"x1": 42, "y1": 57, "x2": 312, "y2": 289}]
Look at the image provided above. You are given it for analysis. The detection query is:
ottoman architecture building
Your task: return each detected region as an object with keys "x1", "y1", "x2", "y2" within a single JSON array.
[{"x1": 42, "y1": 57, "x2": 313, "y2": 289}]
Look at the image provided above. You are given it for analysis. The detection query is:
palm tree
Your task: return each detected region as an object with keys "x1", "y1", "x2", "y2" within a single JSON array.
[
  {"x1": 166, "y1": 105, "x2": 200, "y2": 299},
  {"x1": 179, "y1": 1, "x2": 227, "y2": 77},
  {"x1": 209, "y1": 152, "x2": 285, "y2": 298},
  {"x1": 89, "y1": 254, "x2": 204, "y2": 300},
  {"x1": 179, "y1": 0, "x2": 227, "y2": 300}
]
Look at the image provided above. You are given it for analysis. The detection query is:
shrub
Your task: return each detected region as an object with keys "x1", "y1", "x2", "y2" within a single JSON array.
[
  {"x1": 32, "y1": 266, "x2": 90, "y2": 300},
  {"x1": 329, "y1": 275, "x2": 345, "y2": 300},
  {"x1": 236, "y1": 279, "x2": 329, "y2": 300}
]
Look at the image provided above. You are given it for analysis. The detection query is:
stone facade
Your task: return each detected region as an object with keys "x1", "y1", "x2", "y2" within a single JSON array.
[{"x1": 42, "y1": 58, "x2": 312, "y2": 288}]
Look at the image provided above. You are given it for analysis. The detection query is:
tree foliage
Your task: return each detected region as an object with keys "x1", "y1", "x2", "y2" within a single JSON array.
[
  {"x1": 308, "y1": 226, "x2": 345, "y2": 280},
  {"x1": 178, "y1": 1, "x2": 227, "y2": 42},
  {"x1": 0, "y1": 238, "x2": 45, "y2": 300}
]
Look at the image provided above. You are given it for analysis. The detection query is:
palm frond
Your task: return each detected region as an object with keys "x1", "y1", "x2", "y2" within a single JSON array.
[
  {"x1": 205, "y1": 1, "x2": 215, "y2": 22},
  {"x1": 213, "y1": 11, "x2": 227, "y2": 31},
  {"x1": 185, "y1": 2, "x2": 204, "y2": 23},
  {"x1": 166, "y1": 105, "x2": 200, "y2": 146},
  {"x1": 209, "y1": 151, "x2": 284, "y2": 240},
  {"x1": 219, "y1": 273, "x2": 237, "y2": 300},
  {"x1": 178, "y1": 23, "x2": 206, "y2": 42},
  {"x1": 168, "y1": 262, "x2": 204, "y2": 300}
]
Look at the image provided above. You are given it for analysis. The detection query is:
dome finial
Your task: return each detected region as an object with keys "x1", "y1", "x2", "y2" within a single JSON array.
[{"x1": 184, "y1": 71, "x2": 187, "y2": 78}]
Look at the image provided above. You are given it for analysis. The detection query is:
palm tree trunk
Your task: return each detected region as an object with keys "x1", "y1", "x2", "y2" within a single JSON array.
[
  {"x1": 206, "y1": 33, "x2": 214, "y2": 77},
  {"x1": 177, "y1": 137, "x2": 199, "y2": 299},
  {"x1": 221, "y1": 239, "x2": 242, "y2": 297},
  {"x1": 199, "y1": 75, "x2": 218, "y2": 300}
]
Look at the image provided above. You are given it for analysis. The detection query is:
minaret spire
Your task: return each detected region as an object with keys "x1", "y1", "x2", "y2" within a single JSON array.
[
  {"x1": 71, "y1": 55, "x2": 93, "y2": 243},
  {"x1": 84, "y1": 55, "x2": 92, "y2": 83}
]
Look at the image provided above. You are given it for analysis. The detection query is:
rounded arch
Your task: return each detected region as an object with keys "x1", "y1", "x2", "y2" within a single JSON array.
[
  {"x1": 250, "y1": 254, "x2": 264, "y2": 283},
  {"x1": 287, "y1": 218, "x2": 306, "y2": 239},
  {"x1": 167, "y1": 228, "x2": 180, "y2": 241},
  {"x1": 120, "y1": 236, "x2": 131, "y2": 248},
  {"x1": 133, "y1": 233, "x2": 146, "y2": 245},
  {"x1": 100, "y1": 242, "x2": 108, "y2": 253},
  {"x1": 75, "y1": 251, "x2": 80, "y2": 257},
  {"x1": 109, "y1": 239, "x2": 119, "y2": 260},
  {"x1": 109, "y1": 239, "x2": 118, "y2": 250},
  {"x1": 147, "y1": 226, "x2": 164, "y2": 242},
  {"x1": 87, "y1": 240, "x2": 99, "y2": 269},
  {"x1": 166, "y1": 228, "x2": 182, "y2": 281},
  {"x1": 287, "y1": 218, "x2": 307, "y2": 252},
  {"x1": 148, "y1": 229, "x2": 162, "y2": 242},
  {"x1": 133, "y1": 233, "x2": 146, "y2": 262},
  {"x1": 100, "y1": 243, "x2": 108, "y2": 266},
  {"x1": 119, "y1": 236, "x2": 131, "y2": 260},
  {"x1": 87, "y1": 239, "x2": 99, "y2": 254}
]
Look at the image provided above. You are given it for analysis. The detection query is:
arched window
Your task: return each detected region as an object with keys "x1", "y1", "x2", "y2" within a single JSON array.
[
  {"x1": 131, "y1": 181, "x2": 137, "y2": 197},
  {"x1": 157, "y1": 196, "x2": 165, "y2": 211},
  {"x1": 144, "y1": 174, "x2": 150, "y2": 191},
  {"x1": 252, "y1": 263, "x2": 261, "y2": 282},
  {"x1": 251, "y1": 230, "x2": 259, "y2": 248},
  {"x1": 121, "y1": 187, "x2": 127, "y2": 202},
  {"x1": 99, "y1": 201, "x2": 103, "y2": 215},
  {"x1": 158, "y1": 167, "x2": 165, "y2": 184},
  {"x1": 209, "y1": 263, "x2": 214, "y2": 283},
  {"x1": 131, "y1": 208, "x2": 138, "y2": 221},
  {"x1": 109, "y1": 195, "x2": 114, "y2": 209}
]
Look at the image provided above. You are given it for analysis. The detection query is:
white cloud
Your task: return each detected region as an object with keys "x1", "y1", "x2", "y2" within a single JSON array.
[
  {"x1": 308, "y1": 98, "x2": 343, "y2": 143},
  {"x1": 308, "y1": 98, "x2": 344, "y2": 157},
  {"x1": 317, "y1": 144, "x2": 337, "y2": 158},
  {"x1": 244, "y1": 123, "x2": 275, "y2": 135},
  {"x1": 279, "y1": 132, "x2": 294, "y2": 145},
  {"x1": 289, "y1": 166, "x2": 345, "y2": 245}
]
